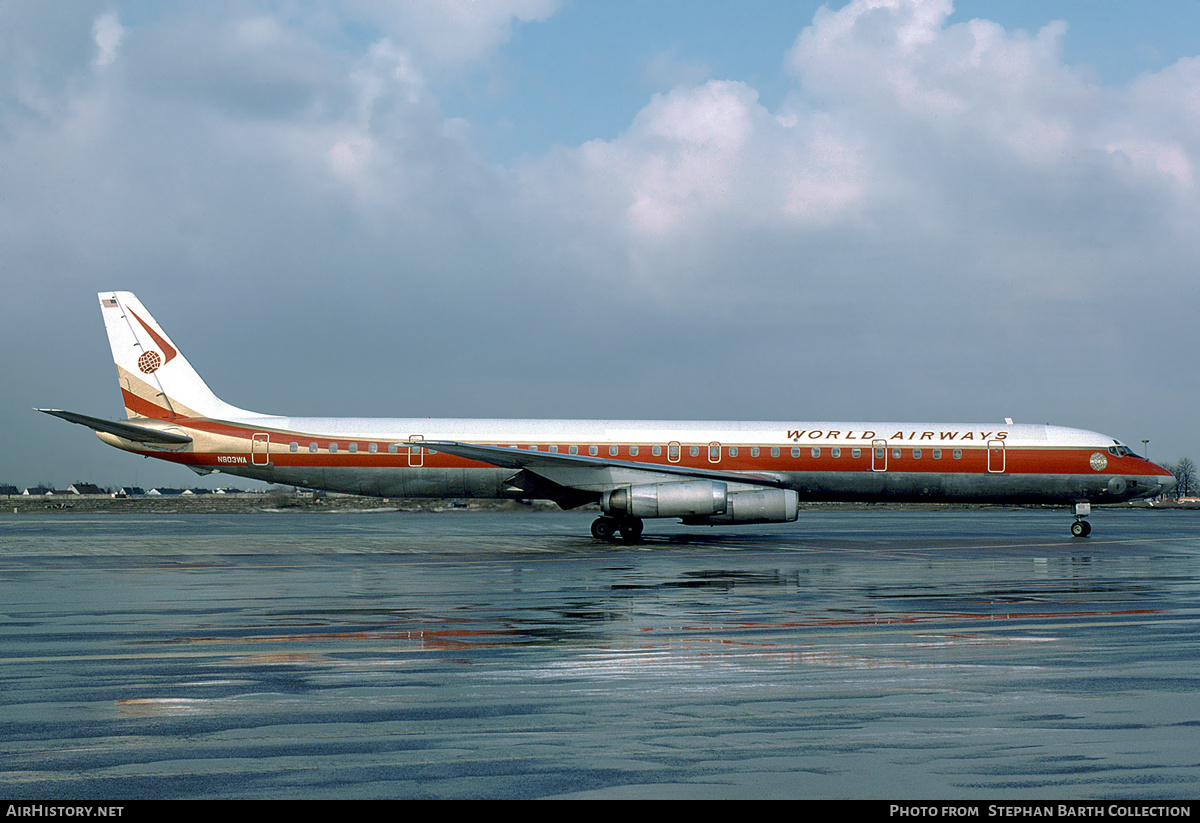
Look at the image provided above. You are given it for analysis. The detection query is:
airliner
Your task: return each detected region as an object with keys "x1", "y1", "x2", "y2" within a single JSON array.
[{"x1": 39, "y1": 292, "x2": 1175, "y2": 539}]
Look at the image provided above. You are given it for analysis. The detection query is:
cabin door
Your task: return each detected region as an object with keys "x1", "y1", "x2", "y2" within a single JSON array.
[
  {"x1": 871, "y1": 439, "x2": 888, "y2": 471},
  {"x1": 988, "y1": 439, "x2": 1006, "y2": 473},
  {"x1": 408, "y1": 435, "x2": 424, "y2": 467},
  {"x1": 252, "y1": 433, "x2": 271, "y2": 466}
]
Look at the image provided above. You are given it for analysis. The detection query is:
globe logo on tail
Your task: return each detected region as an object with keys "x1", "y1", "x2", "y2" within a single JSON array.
[
  {"x1": 137, "y1": 350, "x2": 163, "y2": 374},
  {"x1": 128, "y1": 307, "x2": 177, "y2": 375}
]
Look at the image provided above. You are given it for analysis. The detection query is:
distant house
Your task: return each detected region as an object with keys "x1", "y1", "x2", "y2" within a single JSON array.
[
  {"x1": 0, "y1": 484, "x2": 18, "y2": 495},
  {"x1": 148, "y1": 488, "x2": 185, "y2": 496},
  {"x1": 22, "y1": 487, "x2": 51, "y2": 496},
  {"x1": 68, "y1": 483, "x2": 105, "y2": 496},
  {"x1": 114, "y1": 487, "x2": 146, "y2": 497}
]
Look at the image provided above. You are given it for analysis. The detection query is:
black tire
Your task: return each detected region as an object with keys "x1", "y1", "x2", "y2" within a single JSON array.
[
  {"x1": 591, "y1": 517, "x2": 616, "y2": 540},
  {"x1": 618, "y1": 517, "x2": 644, "y2": 542}
]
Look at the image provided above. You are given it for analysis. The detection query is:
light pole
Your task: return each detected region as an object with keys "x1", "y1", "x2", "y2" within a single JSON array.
[{"x1": 1142, "y1": 439, "x2": 1149, "y2": 460}]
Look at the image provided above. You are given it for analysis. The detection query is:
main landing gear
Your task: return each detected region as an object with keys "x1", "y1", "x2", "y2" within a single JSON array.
[
  {"x1": 1070, "y1": 502, "x2": 1091, "y2": 538},
  {"x1": 591, "y1": 516, "x2": 643, "y2": 542}
]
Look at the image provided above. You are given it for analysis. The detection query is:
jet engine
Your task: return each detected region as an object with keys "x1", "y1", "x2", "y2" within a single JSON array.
[
  {"x1": 683, "y1": 487, "x2": 800, "y2": 525},
  {"x1": 601, "y1": 480, "x2": 799, "y2": 524}
]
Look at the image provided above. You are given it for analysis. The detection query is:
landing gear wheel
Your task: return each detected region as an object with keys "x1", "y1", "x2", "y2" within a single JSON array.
[
  {"x1": 1071, "y1": 520, "x2": 1091, "y2": 537},
  {"x1": 591, "y1": 517, "x2": 617, "y2": 541},
  {"x1": 617, "y1": 517, "x2": 644, "y2": 542}
]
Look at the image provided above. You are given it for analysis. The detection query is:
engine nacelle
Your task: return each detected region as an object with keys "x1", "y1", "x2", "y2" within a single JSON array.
[
  {"x1": 601, "y1": 480, "x2": 728, "y2": 518},
  {"x1": 601, "y1": 481, "x2": 800, "y2": 524},
  {"x1": 681, "y1": 488, "x2": 800, "y2": 525}
]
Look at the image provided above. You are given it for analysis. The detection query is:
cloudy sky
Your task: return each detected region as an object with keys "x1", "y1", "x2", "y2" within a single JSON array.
[{"x1": 4, "y1": 0, "x2": 1200, "y2": 490}]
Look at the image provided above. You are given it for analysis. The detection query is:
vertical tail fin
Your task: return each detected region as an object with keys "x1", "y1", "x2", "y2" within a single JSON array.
[{"x1": 99, "y1": 292, "x2": 252, "y2": 420}]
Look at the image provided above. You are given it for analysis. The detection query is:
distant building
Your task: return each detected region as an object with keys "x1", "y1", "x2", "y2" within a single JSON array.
[{"x1": 68, "y1": 483, "x2": 105, "y2": 496}]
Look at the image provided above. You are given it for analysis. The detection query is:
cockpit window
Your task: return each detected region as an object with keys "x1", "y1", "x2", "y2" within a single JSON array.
[{"x1": 1108, "y1": 443, "x2": 1143, "y2": 459}]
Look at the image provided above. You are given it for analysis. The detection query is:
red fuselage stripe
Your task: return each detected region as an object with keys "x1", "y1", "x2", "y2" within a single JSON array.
[{"x1": 121, "y1": 417, "x2": 1167, "y2": 478}]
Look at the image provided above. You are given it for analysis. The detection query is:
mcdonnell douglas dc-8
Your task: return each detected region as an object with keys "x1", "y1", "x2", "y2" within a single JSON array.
[{"x1": 39, "y1": 292, "x2": 1175, "y2": 539}]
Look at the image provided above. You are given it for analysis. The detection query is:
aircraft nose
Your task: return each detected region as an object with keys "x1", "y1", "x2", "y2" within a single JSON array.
[{"x1": 1155, "y1": 468, "x2": 1176, "y2": 496}]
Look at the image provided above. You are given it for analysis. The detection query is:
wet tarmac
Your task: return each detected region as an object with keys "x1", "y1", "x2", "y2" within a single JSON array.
[{"x1": 1, "y1": 507, "x2": 1198, "y2": 799}]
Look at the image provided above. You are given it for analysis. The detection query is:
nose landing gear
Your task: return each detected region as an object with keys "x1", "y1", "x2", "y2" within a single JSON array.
[{"x1": 1071, "y1": 502, "x2": 1091, "y2": 537}]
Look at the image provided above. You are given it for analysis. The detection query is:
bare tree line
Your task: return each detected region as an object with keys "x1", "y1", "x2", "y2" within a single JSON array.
[{"x1": 1163, "y1": 457, "x2": 1198, "y2": 498}]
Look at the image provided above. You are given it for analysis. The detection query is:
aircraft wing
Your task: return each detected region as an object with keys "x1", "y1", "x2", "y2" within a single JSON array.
[
  {"x1": 418, "y1": 439, "x2": 788, "y2": 501},
  {"x1": 36, "y1": 409, "x2": 194, "y2": 445}
]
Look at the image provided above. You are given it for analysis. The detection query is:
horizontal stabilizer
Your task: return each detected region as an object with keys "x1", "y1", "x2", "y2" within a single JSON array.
[{"x1": 36, "y1": 409, "x2": 193, "y2": 445}]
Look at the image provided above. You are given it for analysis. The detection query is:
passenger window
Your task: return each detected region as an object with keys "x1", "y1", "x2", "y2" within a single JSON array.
[
  {"x1": 609, "y1": 445, "x2": 619, "y2": 456},
  {"x1": 832, "y1": 447, "x2": 841, "y2": 458},
  {"x1": 348, "y1": 443, "x2": 357, "y2": 453},
  {"x1": 751, "y1": 447, "x2": 759, "y2": 457},
  {"x1": 329, "y1": 443, "x2": 338, "y2": 453},
  {"x1": 811, "y1": 448, "x2": 820, "y2": 458},
  {"x1": 289, "y1": 442, "x2": 298, "y2": 453},
  {"x1": 549, "y1": 445, "x2": 558, "y2": 453},
  {"x1": 569, "y1": 445, "x2": 578, "y2": 455},
  {"x1": 728, "y1": 446, "x2": 737, "y2": 457},
  {"x1": 589, "y1": 445, "x2": 598, "y2": 456},
  {"x1": 932, "y1": 449, "x2": 941, "y2": 459},
  {"x1": 892, "y1": 448, "x2": 901, "y2": 459},
  {"x1": 630, "y1": 445, "x2": 639, "y2": 456},
  {"x1": 690, "y1": 446, "x2": 700, "y2": 457},
  {"x1": 310, "y1": 442, "x2": 319, "y2": 453},
  {"x1": 771, "y1": 447, "x2": 780, "y2": 458},
  {"x1": 791, "y1": 447, "x2": 800, "y2": 458},
  {"x1": 388, "y1": 444, "x2": 398, "y2": 454},
  {"x1": 653, "y1": 445, "x2": 662, "y2": 456},
  {"x1": 852, "y1": 448, "x2": 861, "y2": 459},
  {"x1": 913, "y1": 449, "x2": 921, "y2": 459},
  {"x1": 368, "y1": 443, "x2": 378, "y2": 454},
  {"x1": 953, "y1": 449, "x2": 962, "y2": 459}
]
